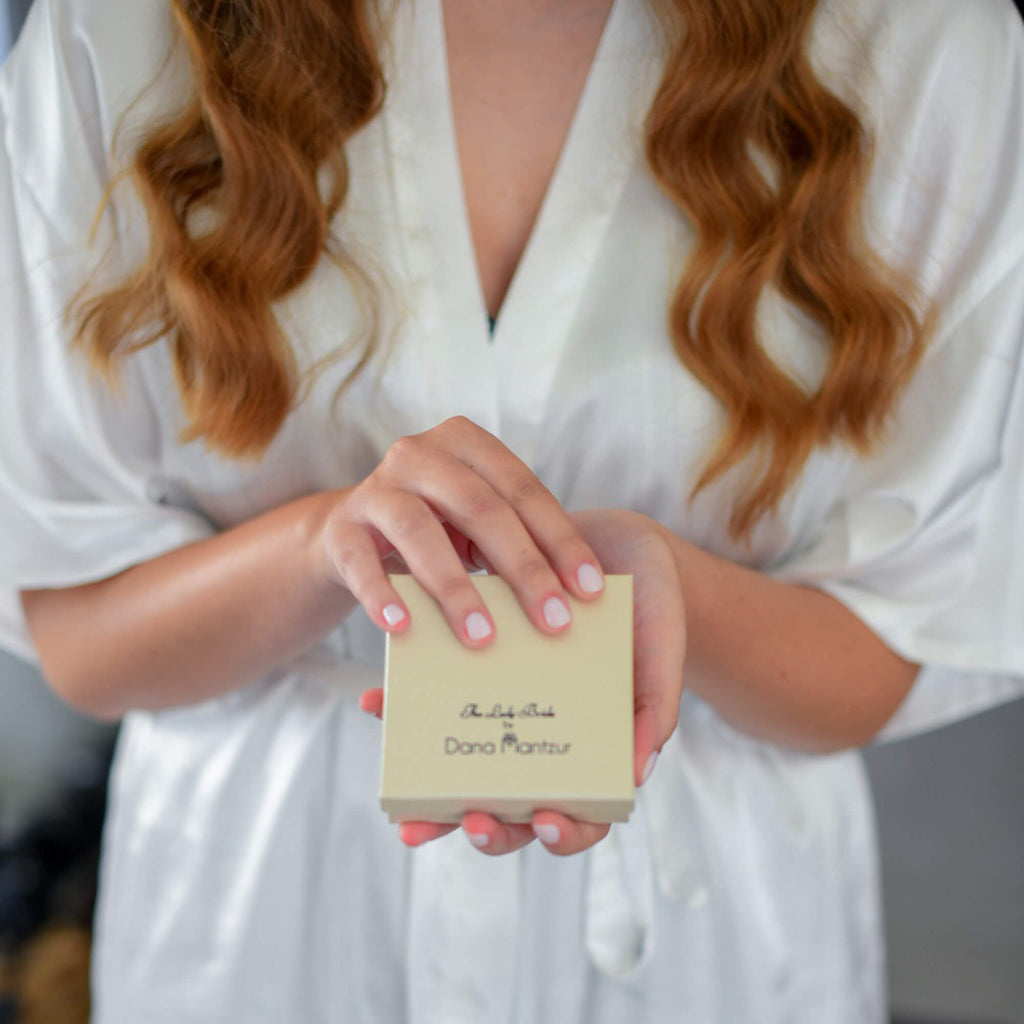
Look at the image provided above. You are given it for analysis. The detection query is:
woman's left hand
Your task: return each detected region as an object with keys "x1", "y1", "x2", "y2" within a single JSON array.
[{"x1": 359, "y1": 509, "x2": 687, "y2": 856}]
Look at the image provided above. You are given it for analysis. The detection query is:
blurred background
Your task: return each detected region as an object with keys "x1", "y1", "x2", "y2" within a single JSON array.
[{"x1": 2, "y1": 0, "x2": 1023, "y2": 1022}]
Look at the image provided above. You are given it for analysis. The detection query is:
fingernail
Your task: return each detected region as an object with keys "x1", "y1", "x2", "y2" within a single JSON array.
[
  {"x1": 465, "y1": 611, "x2": 493, "y2": 641},
  {"x1": 542, "y1": 596, "x2": 571, "y2": 629},
  {"x1": 466, "y1": 831, "x2": 489, "y2": 848},
  {"x1": 577, "y1": 563, "x2": 604, "y2": 594},
  {"x1": 641, "y1": 751, "x2": 658, "y2": 786},
  {"x1": 382, "y1": 603, "x2": 406, "y2": 627},
  {"x1": 532, "y1": 822, "x2": 560, "y2": 846}
]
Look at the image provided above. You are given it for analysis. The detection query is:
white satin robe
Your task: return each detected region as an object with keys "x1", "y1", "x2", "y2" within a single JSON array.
[{"x1": 1, "y1": 0, "x2": 1023, "y2": 1021}]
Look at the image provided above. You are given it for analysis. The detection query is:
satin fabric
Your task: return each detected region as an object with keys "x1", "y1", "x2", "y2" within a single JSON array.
[{"x1": 1, "y1": 0, "x2": 1023, "y2": 1020}]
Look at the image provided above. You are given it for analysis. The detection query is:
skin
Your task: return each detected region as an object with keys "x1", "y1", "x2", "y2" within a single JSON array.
[
  {"x1": 444, "y1": 0, "x2": 617, "y2": 319},
  {"x1": 20, "y1": 0, "x2": 920, "y2": 860}
]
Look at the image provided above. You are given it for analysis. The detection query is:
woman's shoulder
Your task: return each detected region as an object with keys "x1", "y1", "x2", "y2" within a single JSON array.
[
  {"x1": 817, "y1": 0, "x2": 1022, "y2": 110},
  {"x1": 2, "y1": 0, "x2": 180, "y2": 112},
  {"x1": 816, "y1": 0, "x2": 1024, "y2": 313},
  {"x1": 823, "y1": 0, "x2": 1021, "y2": 47},
  {"x1": 1, "y1": 0, "x2": 188, "y2": 220}
]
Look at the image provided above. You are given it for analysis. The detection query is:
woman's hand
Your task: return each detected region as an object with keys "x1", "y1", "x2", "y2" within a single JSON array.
[
  {"x1": 316, "y1": 416, "x2": 607, "y2": 644},
  {"x1": 24, "y1": 416, "x2": 612, "y2": 720},
  {"x1": 361, "y1": 508, "x2": 687, "y2": 857}
]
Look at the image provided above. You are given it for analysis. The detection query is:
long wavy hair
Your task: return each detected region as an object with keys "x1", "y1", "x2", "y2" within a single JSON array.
[{"x1": 72, "y1": 0, "x2": 928, "y2": 538}]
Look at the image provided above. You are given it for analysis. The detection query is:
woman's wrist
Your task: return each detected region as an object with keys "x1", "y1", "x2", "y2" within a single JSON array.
[
  {"x1": 302, "y1": 487, "x2": 358, "y2": 591},
  {"x1": 652, "y1": 520, "x2": 918, "y2": 751}
]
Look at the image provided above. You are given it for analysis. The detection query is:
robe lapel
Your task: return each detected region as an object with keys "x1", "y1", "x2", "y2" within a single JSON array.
[
  {"x1": 380, "y1": 0, "x2": 501, "y2": 436},
  {"x1": 490, "y1": 0, "x2": 663, "y2": 467},
  {"x1": 383, "y1": 0, "x2": 663, "y2": 464}
]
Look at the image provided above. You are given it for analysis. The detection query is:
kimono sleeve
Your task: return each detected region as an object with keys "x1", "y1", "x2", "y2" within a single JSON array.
[
  {"x1": 775, "y1": 254, "x2": 1024, "y2": 741},
  {"x1": 772, "y1": 2, "x2": 1024, "y2": 740},
  {"x1": 0, "y1": 13, "x2": 214, "y2": 664}
]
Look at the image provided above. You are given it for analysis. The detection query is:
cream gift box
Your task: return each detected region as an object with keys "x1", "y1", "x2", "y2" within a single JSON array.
[{"x1": 379, "y1": 574, "x2": 635, "y2": 825}]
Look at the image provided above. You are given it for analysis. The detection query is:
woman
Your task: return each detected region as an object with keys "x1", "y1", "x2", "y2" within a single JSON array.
[{"x1": 1, "y1": 0, "x2": 1022, "y2": 1020}]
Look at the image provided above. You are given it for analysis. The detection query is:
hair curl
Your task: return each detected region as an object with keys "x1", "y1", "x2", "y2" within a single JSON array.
[
  {"x1": 72, "y1": 0, "x2": 928, "y2": 537},
  {"x1": 73, "y1": 0, "x2": 385, "y2": 455},
  {"x1": 649, "y1": 0, "x2": 927, "y2": 535}
]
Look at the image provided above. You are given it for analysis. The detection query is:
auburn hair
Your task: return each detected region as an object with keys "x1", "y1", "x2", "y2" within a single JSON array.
[{"x1": 72, "y1": 0, "x2": 928, "y2": 539}]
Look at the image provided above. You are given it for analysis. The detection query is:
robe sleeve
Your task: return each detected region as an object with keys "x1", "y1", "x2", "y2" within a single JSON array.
[
  {"x1": 772, "y1": 1, "x2": 1024, "y2": 740},
  {"x1": 0, "y1": 3, "x2": 214, "y2": 664},
  {"x1": 774, "y1": 255, "x2": 1024, "y2": 740}
]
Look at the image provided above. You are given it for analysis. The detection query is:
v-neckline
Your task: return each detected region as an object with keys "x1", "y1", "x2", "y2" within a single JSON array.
[
  {"x1": 440, "y1": 0, "x2": 618, "y2": 333},
  {"x1": 435, "y1": 0, "x2": 625, "y2": 348},
  {"x1": 383, "y1": 0, "x2": 661, "y2": 459}
]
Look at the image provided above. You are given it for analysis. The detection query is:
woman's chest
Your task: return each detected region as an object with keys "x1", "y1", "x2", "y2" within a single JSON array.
[
  {"x1": 133, "y1": 0, "x2": 849, "y2": 572},
  {"x1": 442, "y1": 0, "x2": 615, "y2": 320},
  {"x1": 140, "y1": 157, "x2": 844, "y2": 575}
]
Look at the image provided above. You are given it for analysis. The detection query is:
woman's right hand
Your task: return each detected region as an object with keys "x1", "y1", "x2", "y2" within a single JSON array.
[{"x1": 315, "y1": 416, "x2": 607, "y2": 644}]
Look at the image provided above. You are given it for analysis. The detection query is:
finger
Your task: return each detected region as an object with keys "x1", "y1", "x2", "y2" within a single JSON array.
[
  {"x1": 460, "y1": 812, "x2": 537, "y2": 855},
  {"x1": 398, "y1": 821, "x2": 458, "y2": 847},
  {"x1": 396, "y1": 418, "x2": 607, "y2": 603},
  {"x1": 437, "y1": 419, "x2": 608, "y2": 603},
  {"x1": 633, "y1": 696, "x2": 662, "y2": 786},
  {"x1": 351, "y1": 487, "x2": 497, "y2": 647},
  {"x1": 359, "y1": 688, "x2": 384, "y2": 719},
  {"x1": 531, "y1": 811, "x2": 611, "y2": 856},
  {"x1": 322, "y1": 521, "x2": 412, "y2": 634},
  {"x1": 630, "y1": 537, "x2": 687, "y2": 784},
  {"x1": 383, "y1": 451, "x2": 577, "y2": 637}
]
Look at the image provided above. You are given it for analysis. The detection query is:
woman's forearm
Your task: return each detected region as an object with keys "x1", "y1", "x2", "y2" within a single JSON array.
[
  {"x1": 20, "y1": 489, "x2": 357, "y2": 721},
  {"x1": 663, "y1": 528, "x2": 920, "y2": 752},
  {"x1": 20, "y1": 474, "x2": 920, "y2": 750},
  {"x1": 19, "y1": 416, "x2": 614, "y2": 725}
]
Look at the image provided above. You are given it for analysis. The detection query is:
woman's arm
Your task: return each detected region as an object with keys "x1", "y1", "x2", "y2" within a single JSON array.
[
  {"x1": 661, "y1": 522, "x2": 920, "y2": 753},
  {"x1": 20, "y1": 418, "x2": 608, "y2": 722},
  {"x1": 20, "y1": 489, "x2": 355, "y2": 721},
  {"x1": 392, "y1": 509, "x2": 918, "y2": 856}
]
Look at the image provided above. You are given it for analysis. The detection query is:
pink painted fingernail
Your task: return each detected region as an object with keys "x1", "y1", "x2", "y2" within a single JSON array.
[
  {"x1": 577, "y1": 563, "x2": 604, "y2": 594},
  {"x1": 466, "y1": 831, "x2": 489, "y2": 848},
  {"x1": 542, "y1": 596, "x2": 571, "y2": 629},
  {"x1": 383, "y1": 604, "x2": 406, "y2": 627},
  {"x1": 533, "y1": 822, "x2": 560, "y2": 846},
  {"x1": 641, "y1": 751, "x2": 659, "y2": 786},
  {"x1": 465, "y1": 611, "x2": 493, "y2": 641}
]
